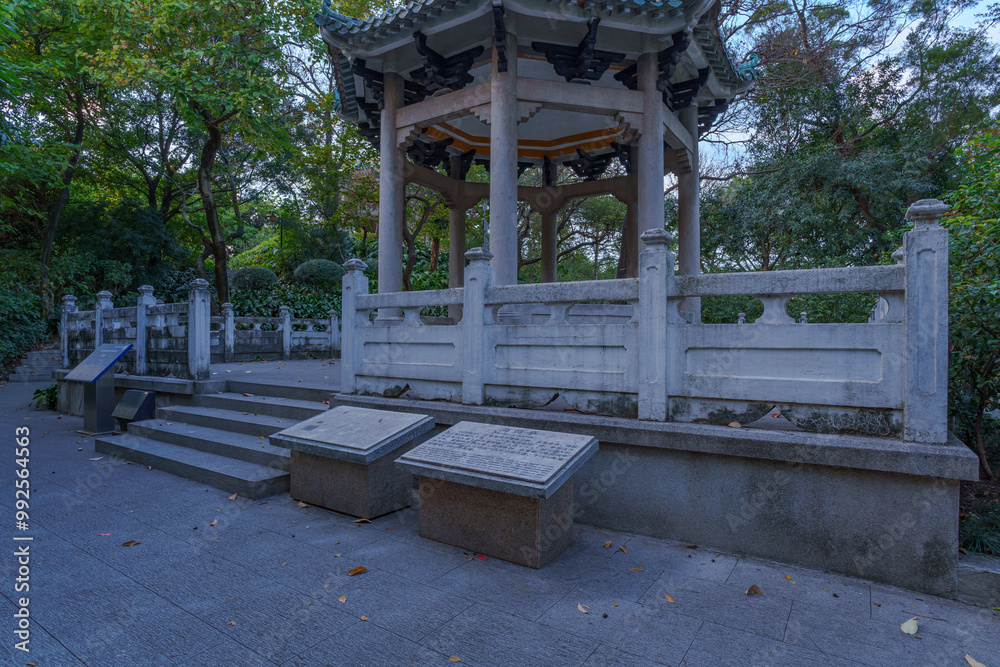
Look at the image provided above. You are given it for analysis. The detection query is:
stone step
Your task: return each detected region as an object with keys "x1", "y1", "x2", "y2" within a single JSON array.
[
  {"x1": 13, "y1": 367, "x2": 55, "y2": 377},
  {"x1": 156, "y1": 404, "x2": 294, "y2": 437},
  {"x1": 128, "y1": 419, "x2": 290, "y2": 470},
  {"x1": 19, "y1": 360, "x2": 62, "y2": 370},
  {"x1": 26, "y1": 351, "x2": 61, "y2": 363},
  {"x1": 224, "y1": 378, "x2": 333, "y2": 403},
  {"x1": 94, "y1": 434, "x2": 289, "y2": 500},
  {"x1": 191, "y1": 392, "x2": 327, "y2": 421},
  {"x1": 7, "y1": 372, "x2": 51, "y2": 383}
]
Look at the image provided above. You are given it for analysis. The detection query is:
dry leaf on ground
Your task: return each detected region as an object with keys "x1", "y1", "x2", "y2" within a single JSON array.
[
  {"x1": 603, "y1": 540, "x2": 612, "y2": 549},
  {"x1": 785, "y1": 575, "x2": 792, "y2": 580},
  {"x1": 348, "y1": 566, "x2": 368, "y2": 576},
  {"x1": 242, "y1": 393, "x2": 254, "y2": 397},
  {"x1": 449, "y1": 657, "x2": 462, "y2": 662},
  {"x1": 476, "y1": 554, "x2": 488, "y2": 561},
  {"x1": 121, "y1": 540, "x2": 141, "y2": 547},
  {"x1": 900, "y1": 617, "x2": 919, "y2": 635},
  {"x1": 627, "y1": 567, "x2": 643, "y2": 572},
  {"x1": 228, "y1": 621, "x2": 236, "y2": 626},
  {"x1": 577, "y1": 603, "x2": 590, "y2": 614},
  {"x1": 965, "y1": 655, "x2": 987, "y2": 667},
  {"x1": 664, "y1": 594, "x2": 676, "y2": 603},
  {"x1": 338, "y1": 596, "x2": 346, "y2": 603},
  {"x1": 297, "y1": 501, "x2": 309, "y2": 508},
  {"x1": 614, "y1": 545, "x2": 628, "y2": 555},
  {"x1": 684, "y1": 544, "x2": 698, "y2": 549},
  {"x1": 353, "y1": 518, "x2": 371, "y2": 524},
  {"x1": 209, "y1": 519, "x2": 218, "y2": 527},
  {"x1": 360, "y1": 615, "x2": 368, "y2": 621},
  {"x1": 228, "y1": 493, "x2": 238, "y2": 500},
  {"x1": 728, "y1": 421, "x2": 742, "y2": 428},
  {"x1": 746, "y1": 584, "x2": 763, "y2": 596}
]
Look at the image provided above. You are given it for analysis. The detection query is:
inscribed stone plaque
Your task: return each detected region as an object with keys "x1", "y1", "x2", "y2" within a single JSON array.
[
  {"x1": 271, "y1": 406, "x2": 434, "y2": 464},
  {"x1": 65, "y1": 344, "x2": 132, "y2": 383},
  {"x1": 396, "y1": 421, "x2": 598, "y2": 498}
]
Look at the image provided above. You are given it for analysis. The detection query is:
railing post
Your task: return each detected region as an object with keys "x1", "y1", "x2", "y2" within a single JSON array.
[
  {"x1": 328, "y1": 308, "x2": 340, "y2": 358},
  {"x1": 221, "y1": 302, "x2": 235, "y2": 363},
  {"x1": 135, "y1": 285, "x2": 155, "y2": 376},
  {"x1": 462, "y1": 247, "x2": 493, "y2": 405},
  {"x1": 187, "y1": 279, "x2": 212, "y2": 381},
  {"x1": 637, "y1": 229, "x2": 674, "y2": 421},
  {"x1": 94, "y1": 290, "x2": 113, "y2": 349},
  {"x1": 341, "y1": 259, "x2": 369, "y2": 394},
  {"x1": 903, "y1": 198, "x2": 949, "y2": 443},
  {"x1": 280, "y1": 305, "x2": 291, "y2": 360},
  {"x1": 60, "y1": 294, "x2": 77, "y2": 368}
]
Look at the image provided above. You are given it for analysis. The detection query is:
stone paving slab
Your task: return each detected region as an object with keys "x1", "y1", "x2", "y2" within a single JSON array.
[{"x1": 1, "y1": 380, "x2": 998, "y2": 666}]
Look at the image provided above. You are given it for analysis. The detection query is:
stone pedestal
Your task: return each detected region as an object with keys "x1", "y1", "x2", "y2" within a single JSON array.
[
  {"x1": 396, "y1": 421, "x2": 598, "y2": 568},
  {"x1": 417, "y1": 476, "x2": 575, "y2": 568},
  {"x1": 270, "y1": 406, "x2": 434, "y2": 519}
]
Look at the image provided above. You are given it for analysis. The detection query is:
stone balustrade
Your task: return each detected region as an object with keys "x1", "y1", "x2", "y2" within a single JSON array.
[
  {"x1": 61, "y1": 282, "x2": 340, "y2": 380},
  {"x1": 340, "y1": 199, "x2": 950, "y2": 444}
]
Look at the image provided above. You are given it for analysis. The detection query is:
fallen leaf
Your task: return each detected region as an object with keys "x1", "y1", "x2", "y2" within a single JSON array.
[
  {"x1": 577, "y1": 603, "x2": 590, "y2": 614},
  {"x1": 966, "y1": 655, "x2": 987, "y2": 667},
  {"x1": 614, "y1": 545, "x2": 628, "y2": 555},
  {"x1": 728, "y1": 421, "x2": 742, "y2": 428},
  {"x1": 89, "y1": 457, "x2": 102, "y2": 461},
  {"x1": 476, "y1": 554, "x2": 488, "y2": 561},
  {"x1": 348, "y1": 566, "x2": 368, "y2": 576},
  {"x1": 353, "y1": 518, "x2": 371, "y2": 524},
  {"x1": 603, "y1": 540, "x2": 612, "y2": 549},
  {"x1": 322, "y1": 400, "x2": 330, "y2": 405},
  {"x1": 338, "y1": 596, "x2": 346, "y2": 603},
  {"x1": 627, "y1": 567, "x2": 643, "y2": 572},
  {"x1": 684, "y1": 544, "x2": 698, "y2": 549},
  {"x1": 360, "y1": 616, "x2": 368, "y2": 621},
  {"x1": 449, "y1": 657, "x2": 462, "y2": 663},
  {"x1": 209, "y1": 519, "x2": 218, "y2": 527},
  {"x1": 900, "y1": 617, "x2": 919, "y2": 635},
  {"x1": 334, "y1": 553, "x2": 341, "y2": 557},
  {"x1": 121, "y1": 540, "x2": 141, "y2": 547},
  {"x1": 297, "y1": 501, "x2": 309, "y2": 508},
  {"x1": 746, "y1": 584, "x2": 763, "y2": 596},
  {"x1": 242, "y1": 393, "x2": 254, "y2": 397},
  {"x1": 785, "y1": 575, "x2": 792, "y2": 580},
  {"x1": 147, "y1": 465, "x2": 152, "y2": 470},
  {"x1": 228, "y1": 621, "x2": 236, "y2": 626},
  {"x1": 228, "y1": 493, "x2": 238, "y2": 501},
  {"x1": 664, "y1": 594, "x2": 676, "y2": 603},
  {"x1": 324, "y1": 584, "x2": 330, "y2": 588}
]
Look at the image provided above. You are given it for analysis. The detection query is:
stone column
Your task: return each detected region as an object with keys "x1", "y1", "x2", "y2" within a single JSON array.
[
  {"x1": 462, "y1": 248, "x2": 494, "y2": 405},
  {"x1": 637, "y1": 53, "x2": 665, "y2": 240},
  {"x1": 94, "y1": 290, "x2": 113, "y2": 349},
  {"x1": 902, "y1": 199, "x2": 949, "y2": 444},
  {"x1": 60, "y1": 294, "x2": 77, "y2": 369},
  {"x1": 280, "y1": 305, "x2": 291, "y2": 360},
  {"x1": 677, "y1": 103, "x2": 701, "y2": 320},
  {"x1": 637, "y1": 230, "x2": 674, "y2": 421},
  {"x1": 341, "y1": 259, "x2": 369, "y2": 394},
  {"x1": 377, "y1": 71, "x2": 404, "y2": 320},
  {"x1": 135, "y1": 285, "x2": 155, "y2": 375},
  {"x1": 489, "y1": 29, "x2": 519, "y2": 285},
  {"x1": 540, "y1": 209, "x2": 558, "y2": 283},
  {"x1": 221, "y1": 302, "x2": 235, "y2": 363},
  {"x1": 187, "y1": 279, "x2": 211, "y2": 380},
  {"x1": 328, "y1": 308, "x2": 340, "y2": 358}
]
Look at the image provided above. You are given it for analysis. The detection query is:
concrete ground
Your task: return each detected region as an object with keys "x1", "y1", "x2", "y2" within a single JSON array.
[{"x1": 1, "y1": 374, "x2": 998, "y2": 666}]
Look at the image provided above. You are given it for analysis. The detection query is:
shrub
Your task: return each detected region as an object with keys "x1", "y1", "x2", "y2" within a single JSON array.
[
  {"x1": 0, "y1": 277, "x2": 46, "y2": 365},
  {"x1": 232, "y1": 267, "x2": 278, "y2": 291},
  {"x1": 230, "y1": 283, "x2": 341, "y2": 319},
  {"x1": 293, "y1": 259, "x2": 345, "y2": 290}
]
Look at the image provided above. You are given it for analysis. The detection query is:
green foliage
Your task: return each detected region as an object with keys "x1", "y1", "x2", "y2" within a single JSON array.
[
  {"x1": 701, "y1": 291, "x2": 875, "y2": 324},
  {"x1": 944, "y1": 125, "x2": 1000, "y2": 478},
  {"x1": 0, "y1": 276, "x2": 46, "y2": 364},
  {"x1": 960, "y1": 511, "x2": 1000, "y2": 556},
  {"x1": 230, "y1": 283, "x2": 340, "y2": 319},
  {"x1": 231, "y1": 267, "x2": 278, "y2": 291},
  {"x1": 32, "y1": 383, "x2": 57, "y2": 410},
  {"x1": 293, "y1": 259, "x2": 345, "y2": 290}
]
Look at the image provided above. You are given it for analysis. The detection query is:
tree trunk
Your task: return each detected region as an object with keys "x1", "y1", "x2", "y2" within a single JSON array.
[
  {"x1": 194, "y1": 106, "x2": 228, "y2": 304},
  {"x1": 973, "y1": 405, "x2": 996, "y2": 480},
  {"x1": 430, "y1": 235, "x2": 440, "y2": 273},
  {"x1": 39, "y1": 91, "x2": 86, "y2": 311}
]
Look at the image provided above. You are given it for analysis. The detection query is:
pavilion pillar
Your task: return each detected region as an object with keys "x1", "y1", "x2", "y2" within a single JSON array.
[
  {"x1": 637, "y1": 53, "x2": 665, "y2": 240},
  {"x1": 540, "y1": 210, "x2": 558, "y2": 283},
  {"x1": 448, "y1": 156, "x2": 467, "y2": 291},
  {"x1": 677, "y1": 104, "x2": 701, "y2": 320},
  {"x1": 625, "y1": 200, "x2": 638, "y2": 278},
  {"x1": 377, "y1": 70, "x2": 404, "y2": 321},
  {"x1": 489, "y1": 29, "x2": 519, "y2": 285}
]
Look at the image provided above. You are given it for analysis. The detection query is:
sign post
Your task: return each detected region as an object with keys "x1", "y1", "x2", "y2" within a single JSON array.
[{"x1": 65, "y1": 343, "x2": 132, "y2": 435}]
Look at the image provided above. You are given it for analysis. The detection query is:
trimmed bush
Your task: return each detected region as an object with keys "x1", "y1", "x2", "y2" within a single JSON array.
[
  {"x1": 232, "y1": 267, "x2": 278, "y2": 291},
  {"x1": 0, "y1": 277, "x2": 46, "y2": 365},
  {"x1": 293, "y1": 259, "x2": 345, "y2": 290}
]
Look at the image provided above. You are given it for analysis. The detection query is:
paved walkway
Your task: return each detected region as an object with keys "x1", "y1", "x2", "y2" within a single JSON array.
[{"x1": 1, "y1": 379, "x2": 997, "y2": 666}]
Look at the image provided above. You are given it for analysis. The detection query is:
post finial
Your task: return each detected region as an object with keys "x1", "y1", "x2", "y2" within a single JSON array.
[
  {"x1": 190, "y1": 278, "x2": 210, "y2": 290},
  {"x1": 465, "y1": 247, "x2": 494, "y2": 262},
  {"x1": 343, "y1": 258, "x2": 368, "y2": 272},
  {"x1": 640, "y1": 229, "x2": 672, "y2": 246},
  {"x1": 905, "y1": 199, "x2": 949, "y2": 228}
]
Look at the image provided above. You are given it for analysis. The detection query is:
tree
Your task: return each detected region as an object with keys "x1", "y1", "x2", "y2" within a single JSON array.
[
  {"x1": 81, "y1": 0, "x2": 299, "y2": 305},
  {"x1": 945, "y1": 125, "x2": 1000, "y2": 479}
]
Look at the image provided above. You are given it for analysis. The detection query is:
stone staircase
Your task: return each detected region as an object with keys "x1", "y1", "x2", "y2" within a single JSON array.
[
  {"x1": 8, "y1": 349, "x2": 62, "y2": 383},
  {"x1": 95, "y1": 380, "x2": 329, "y2": 499}
]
